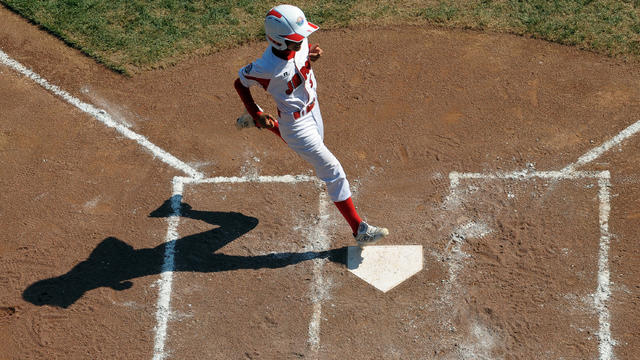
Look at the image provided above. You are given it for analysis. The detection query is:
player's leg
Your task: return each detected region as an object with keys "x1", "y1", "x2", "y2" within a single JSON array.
[
  {"x1": 278, "y1": 107, "x2": 388, "y2": 245},
  {"x1": 308, "y1": 105, "x2": 388, "y2": 245},
  {"x1": 300, "y1": 104, "x2": 358, "y2": 231},
  {"x1": 280, "y1": 116, "x2": 351, "y2": 203}
]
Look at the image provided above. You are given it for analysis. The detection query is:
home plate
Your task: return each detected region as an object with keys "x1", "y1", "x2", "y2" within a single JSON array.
[{"x1": 347, "y1": 245, "x2": 423, "y2": 292}]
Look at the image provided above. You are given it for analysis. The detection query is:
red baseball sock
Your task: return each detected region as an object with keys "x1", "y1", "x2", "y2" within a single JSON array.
[{"x1": 334, "y1": 197, "x2": 362, "y2": 235}]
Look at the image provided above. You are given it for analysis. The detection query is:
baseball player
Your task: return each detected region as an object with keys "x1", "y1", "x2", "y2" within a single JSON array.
[{"x1": 233, "y1": 4, "x2": 388, "y2": 246}]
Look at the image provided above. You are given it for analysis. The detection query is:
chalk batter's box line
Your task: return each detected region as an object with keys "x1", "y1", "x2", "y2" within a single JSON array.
[
  {"x1": 152, "y1": 174, "x2": 324, "y2": 360},
  {"x1": 447, "y1": 169, "x2": 614, "y2": 360},
  {"x1": 178, "y1": 174, "x2": 323, "y2": 186},
  {"x1": 449, "y1": 170, "x2": 610, "y2": 188}
]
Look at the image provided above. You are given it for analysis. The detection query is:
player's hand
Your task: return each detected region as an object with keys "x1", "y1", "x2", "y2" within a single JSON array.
[
  {"x1": 309, "y1": 44, "x2": 323, "y2": 62},
  {"x1": 255, "y1": 112, "x2": 276, "y2": 129}
]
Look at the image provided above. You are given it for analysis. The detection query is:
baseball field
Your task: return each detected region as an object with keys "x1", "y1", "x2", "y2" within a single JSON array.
[{"x1": 1, "y1": 1, "x2": 639, "y2": 359}]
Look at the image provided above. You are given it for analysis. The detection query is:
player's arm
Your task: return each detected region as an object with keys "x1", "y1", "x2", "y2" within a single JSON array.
[
  {"x1": 235, "y1": 61, "x2": 279, "y2": 129},
  {"x1": 233, "y1": 79, "x2": 277, "y2": 129},
  {"x1": 234, "y1": 78, "x2": 262, "y2": 120},
  {"x1": 309, "y1": 43, "x2": 323, "y2": 62},
  {"x1": 234, "y1": 59, "x2": 277, "y2": 129}
]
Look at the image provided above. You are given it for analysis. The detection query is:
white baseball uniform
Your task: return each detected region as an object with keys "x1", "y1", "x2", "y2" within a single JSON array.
[{"x1": 238, "y1": 39, "x2": 351, "y2": 202}]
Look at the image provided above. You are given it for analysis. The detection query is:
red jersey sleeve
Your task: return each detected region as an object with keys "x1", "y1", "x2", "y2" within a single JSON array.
[{"x1": 234, "y1": 78, "x2": 262, "y2": 120}]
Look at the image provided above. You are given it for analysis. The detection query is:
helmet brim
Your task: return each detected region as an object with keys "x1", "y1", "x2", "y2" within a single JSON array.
[
  {"x1": 303, "y1": 22, "x2": 319, "y2": 35},
  {"x1": 284, "y1": 21, "x2": 319, "y2": 42}
]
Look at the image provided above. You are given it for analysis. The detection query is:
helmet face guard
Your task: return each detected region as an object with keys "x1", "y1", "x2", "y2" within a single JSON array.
[{"x1": 265, "y1": 5, "x2": 319, "y2": 50}]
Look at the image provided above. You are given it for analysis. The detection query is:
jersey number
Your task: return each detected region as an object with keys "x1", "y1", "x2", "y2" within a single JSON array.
[{"x1": 286, "y1": 60, "x2": 312, "y2": 95}]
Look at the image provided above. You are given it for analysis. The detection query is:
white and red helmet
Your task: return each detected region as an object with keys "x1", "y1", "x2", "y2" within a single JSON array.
[{"x1": 264, "y1": 5, "x2": 319, "y2": 50}]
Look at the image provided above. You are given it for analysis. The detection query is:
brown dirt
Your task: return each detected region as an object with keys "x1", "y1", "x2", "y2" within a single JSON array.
[{"x1": 1, "y1": 5, "x2": 640, "y2": 360}]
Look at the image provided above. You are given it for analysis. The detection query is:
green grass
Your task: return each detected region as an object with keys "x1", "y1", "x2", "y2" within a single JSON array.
[
  {"x1": 420, "y1": 0, "x2": 640, "y2": 58},
  {"x1": 2, "y1": 0, "x2": 638, "y2": 74}
]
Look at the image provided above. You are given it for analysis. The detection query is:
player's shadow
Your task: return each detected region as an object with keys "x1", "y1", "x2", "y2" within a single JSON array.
[{"x1": 22, "y1": 197, "x2": 347, "y2": 308}]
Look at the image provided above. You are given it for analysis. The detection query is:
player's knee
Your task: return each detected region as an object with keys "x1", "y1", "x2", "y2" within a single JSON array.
[{"x1": 319, "y1": 160, "x2": 345, "y2": 182}]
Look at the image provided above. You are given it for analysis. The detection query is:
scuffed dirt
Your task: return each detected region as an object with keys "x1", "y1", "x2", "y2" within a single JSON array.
[{"x1": 1, "y1": 5, "x2": 640, "y2": 359}]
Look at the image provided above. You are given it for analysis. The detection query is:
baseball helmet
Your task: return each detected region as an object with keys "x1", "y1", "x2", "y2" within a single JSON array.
[{"x1": 264, "y1": 5, "x2": 319, "y2": 50}]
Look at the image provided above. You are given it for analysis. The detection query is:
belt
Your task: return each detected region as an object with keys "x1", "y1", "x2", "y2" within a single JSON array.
[{"x1": 278, "y1": 99, "x2": 315, "y2": 119}]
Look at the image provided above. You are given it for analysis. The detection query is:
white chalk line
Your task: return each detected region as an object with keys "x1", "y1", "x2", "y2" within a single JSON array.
[
  {"x1": 446, "y1": 121, "x2": 640, "y2": 360},
  {"x1": 306, "y1": 190, "x2": 332, "y2": 355},
  {"x1": 0, "y1": 48, "x2": 204, "y2": 179},
  {"x1": 596, "y1": 175, "x2": 614, "y2": 360},
  {"x1": 178, "y1": 174, "x2": 318, "y2": 185},
  {"x1": 449, "y1": 170, "x2": 606, "y2": 188},
  {"x1": 449, "y1": 166, "x2": 616, "y2": 360},
  {"x1": 443, "y1": 222, "x2": 489, "y2": 301},
  {"x1": 152, "y1": 177, "x2": 184, "y2": 360},
  {"x1": 153, "y1": 175, "x2": 324, "y2": 359},
  {"x1": 445, "y1": 120, "x2": 639, "y2": 358},
  {"x1": 562, "y1": 119, "x2": 640, "y2": 173}
]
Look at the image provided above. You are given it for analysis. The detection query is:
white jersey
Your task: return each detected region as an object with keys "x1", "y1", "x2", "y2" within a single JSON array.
[{"x1": 238, "y1": 38, "x2": 317, "y2": 114}]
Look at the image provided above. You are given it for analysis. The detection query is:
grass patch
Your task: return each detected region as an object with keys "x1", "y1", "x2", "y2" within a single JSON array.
[
  {"x1": 419, "y1": 1, "x2": 460, "y2": 23},
  {"x1": 1, "y1": 0, "x2": 638, "y2": 74},
  {"x1": 417, "y1": 0, "x2": 640, "y2": 58}
]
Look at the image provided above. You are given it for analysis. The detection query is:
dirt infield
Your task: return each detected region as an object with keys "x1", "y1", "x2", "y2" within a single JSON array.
[{"x1": 1, "y1": 5, "x2": 640, "y2": 360}]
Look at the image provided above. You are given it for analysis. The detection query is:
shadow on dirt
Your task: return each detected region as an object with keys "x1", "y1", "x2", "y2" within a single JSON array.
[{"x1": 23, "y1": 198, "x2": 347, "y2": 308}]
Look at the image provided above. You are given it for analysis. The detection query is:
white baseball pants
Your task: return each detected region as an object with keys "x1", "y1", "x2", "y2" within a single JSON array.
[{"x1": 277, "y1": 101, "x2": 352, "y2": 202}]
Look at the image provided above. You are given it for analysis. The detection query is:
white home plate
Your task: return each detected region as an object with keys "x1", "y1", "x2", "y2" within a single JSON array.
[{"x1": 347, "y1": 245, "x2": 423, "y2": 292}]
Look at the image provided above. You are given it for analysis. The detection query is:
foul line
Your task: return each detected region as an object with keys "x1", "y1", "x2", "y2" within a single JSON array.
[
  {"x1": 562, "y1": 119, "x2": 640, "y2": 173},
  {"x1": 0, "y1": 49, "x2": 204, "y2": 179},
  {"x1": 153, "y1": 175, "x2": 325, "y2": 360}
]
